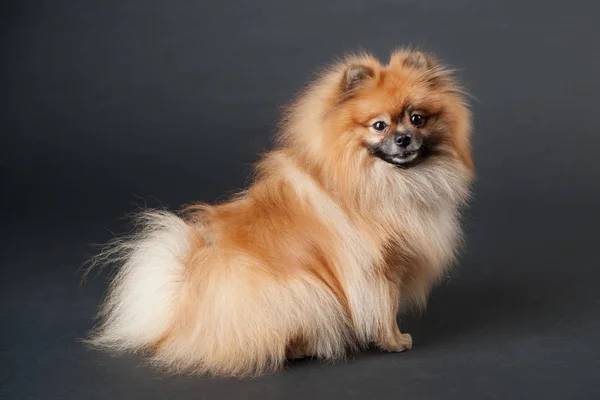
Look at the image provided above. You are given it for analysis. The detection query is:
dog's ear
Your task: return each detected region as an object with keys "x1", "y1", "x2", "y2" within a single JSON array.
[
  {"x1": 403, "y1": 51, "x2": 438, "y2": 69},
  {"x1": 390, "y1": 49, "x2": 439, "y2": 70},
  {"x1": 391, "y1": 49, "x2": 454, "y2": 89},
  {"x1": 342, "y1": 64, "x2": 375, "y2": 94}
]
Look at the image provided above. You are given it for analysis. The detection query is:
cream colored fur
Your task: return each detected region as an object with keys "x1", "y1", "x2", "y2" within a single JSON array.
[{"x1": 88, "y1": 50, "x2": 473, "y2": 377}]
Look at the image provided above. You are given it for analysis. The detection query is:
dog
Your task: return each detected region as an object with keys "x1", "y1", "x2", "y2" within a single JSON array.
[{"x1": 88, "y1": 49, "x2": 474, "y2": 377}]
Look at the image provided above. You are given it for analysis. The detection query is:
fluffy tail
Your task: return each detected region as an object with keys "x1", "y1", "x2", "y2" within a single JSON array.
[
  {"x1": 87, "y1": 209, "x2": 349, "y2": 377},
  {"x1": 88, "y1": 210, "x2": 194, "y2": 353}
]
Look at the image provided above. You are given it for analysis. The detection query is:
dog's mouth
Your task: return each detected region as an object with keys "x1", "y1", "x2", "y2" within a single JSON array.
[
  {"x1": 367, "y1": 133, "x2": 430, "y2": 168},
  {"x1": 391, "y1": 150, "x2": 419, "y2": 165},
  {"x1": 371, "y1": 147, "x2": 423, "y2": 168}
]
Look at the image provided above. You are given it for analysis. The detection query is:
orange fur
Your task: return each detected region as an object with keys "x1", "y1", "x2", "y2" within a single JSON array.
[{"x1": 88, "y1": 49, "x2": 474, "y2": 377}]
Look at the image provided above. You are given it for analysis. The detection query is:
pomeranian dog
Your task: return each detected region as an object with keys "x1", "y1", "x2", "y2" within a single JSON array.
[{"x1": 89, "y1": 49, "x2": 474, "y2": 377}]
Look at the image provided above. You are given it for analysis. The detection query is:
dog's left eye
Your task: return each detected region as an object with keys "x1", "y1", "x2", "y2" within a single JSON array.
[
  {"x1": 372, "y1": 121, "x2": 388, "y2": 132},
  {"x1": 410, "y1": 113, "x2": 426, "y2": 127}
]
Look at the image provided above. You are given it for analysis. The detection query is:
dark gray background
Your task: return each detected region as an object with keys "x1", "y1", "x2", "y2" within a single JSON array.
[{"x1": 2, "y1": 0, "x2": 599, "y2": 399}]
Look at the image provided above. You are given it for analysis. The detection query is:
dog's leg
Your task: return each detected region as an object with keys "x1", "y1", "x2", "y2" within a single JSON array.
[
  {"x1": 377, "y1": 319, "x2": 413, "y2": 352},
  {"x1": 375, "y1": 287, "x2": 413, "y2": 352}
]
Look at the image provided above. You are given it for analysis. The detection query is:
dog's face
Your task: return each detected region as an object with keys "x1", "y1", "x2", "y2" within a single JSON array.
[{"x1": 320, "y1": 50, "x2": 473, "y2": 171}]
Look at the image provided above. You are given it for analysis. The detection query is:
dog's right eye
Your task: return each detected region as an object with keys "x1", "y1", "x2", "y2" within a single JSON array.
[{"x1": 372, "y1": 121, "x2": 388, "y2": 132}]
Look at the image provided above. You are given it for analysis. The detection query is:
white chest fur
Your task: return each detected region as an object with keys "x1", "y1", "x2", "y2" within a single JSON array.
[{"x1": 280, "y1": 155, "x2": 470, "y2": 341}]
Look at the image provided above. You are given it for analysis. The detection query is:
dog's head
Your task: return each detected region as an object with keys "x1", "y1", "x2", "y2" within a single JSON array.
[{"x1": 280, "y1": 50, "x2": 473, "y2": 176}]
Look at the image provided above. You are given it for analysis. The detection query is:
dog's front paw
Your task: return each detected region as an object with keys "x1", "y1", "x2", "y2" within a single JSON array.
[{"x1": 378, "y1": 332, "x2": 413, "y2": 353}]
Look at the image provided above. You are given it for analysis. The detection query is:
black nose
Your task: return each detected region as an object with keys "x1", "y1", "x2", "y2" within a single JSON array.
[{"x1": 395, "y1": 134, "x2": 412, "y2": 148}]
